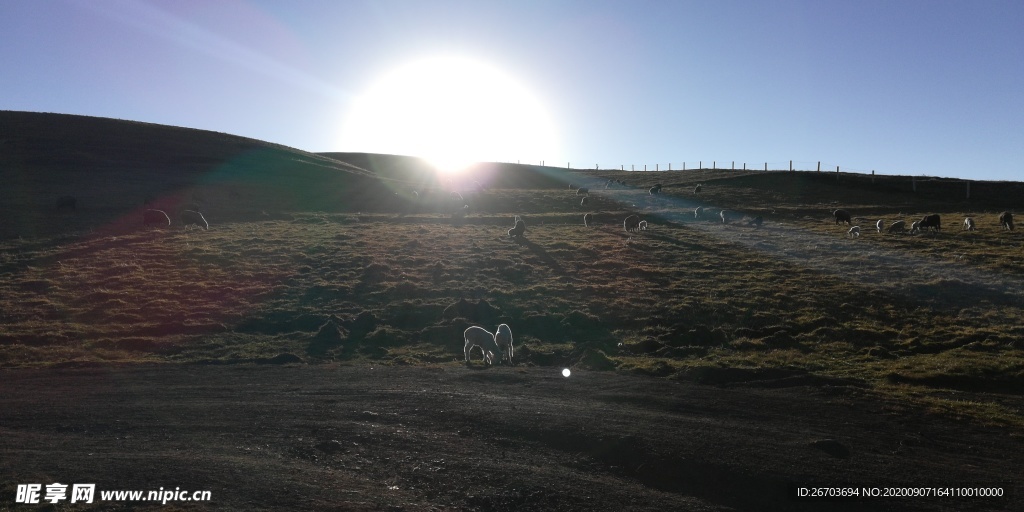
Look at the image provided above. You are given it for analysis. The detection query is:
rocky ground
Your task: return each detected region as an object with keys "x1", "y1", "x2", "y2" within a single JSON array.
[{"x1": 1, "y1": 363, "x2": 1019, "y2": 511}]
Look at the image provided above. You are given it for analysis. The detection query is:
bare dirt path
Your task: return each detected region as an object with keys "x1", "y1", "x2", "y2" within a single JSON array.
[{"x1": 1, "y1": 364, "x2": 1019, "y2": 511}]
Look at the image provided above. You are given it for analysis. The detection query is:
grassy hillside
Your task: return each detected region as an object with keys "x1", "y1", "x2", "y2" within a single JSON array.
[
  {"x1": 2, "y1": 112, "x2": 1023, "y2": 429},
  {"x1": 0, "y1": 111, "x2": 380, "y2": 239}
]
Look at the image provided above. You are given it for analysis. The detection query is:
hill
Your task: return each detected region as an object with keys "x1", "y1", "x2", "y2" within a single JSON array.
[
  {"x1": 1, "y1": 111, "x2": 1022, "y2": 510},
  {"x1": 0, "y1": 111, "x2": 379, "y2": 239}
]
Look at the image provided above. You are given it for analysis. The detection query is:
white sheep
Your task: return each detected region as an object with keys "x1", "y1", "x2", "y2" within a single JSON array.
[
  {"x1": 876, "y1": 219, "x2": 883, "y2": 233},
  {"x1": 910, "y1": 220, "x2": 921, "y2": 234},
  {"x1": 180, "y1": 210, "x2": 208, "y2": 230},
  {"x1": 508, "y1": 218, "x2": 526, "y2": 238},
  {"x1": 143, "y1": 209, "x2": 171, "y2": 227},
  {"x1": 623, "y1": 214, "x2": 641, "y2": 232},
  {"x1": 464, "y1": 326, "x2": 503, "y2": 365},
  {"x1": 638, "y1": 220, "x2": 648, "y2": 230},
  {"x1": 848, "y1": 225, "x2": 860, "y2": 238},
  {"x1": 963, "y1": 217, "x2": 975, "y2": 231},
  {"x1": 494, "y1": 324, "x2": 514, "y2": 364}
]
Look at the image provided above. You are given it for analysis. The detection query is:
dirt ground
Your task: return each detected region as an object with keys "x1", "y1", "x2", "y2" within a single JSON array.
[{"x1": 1, "y1": 364, "x2": 1019, "y2": 511}]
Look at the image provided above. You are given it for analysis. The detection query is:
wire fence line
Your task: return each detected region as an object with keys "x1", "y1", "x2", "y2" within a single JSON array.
[
  {"x1": 515, "y1": 159, "x2": 891, "y2": 174},
  {"x1": 504, "y1": 159, "x2": 1018, "y2": 201}
]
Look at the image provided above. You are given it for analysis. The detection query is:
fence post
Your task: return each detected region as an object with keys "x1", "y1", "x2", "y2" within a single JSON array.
[
  {"x1": 713, "y1": 160, "x2": 716, "y2": 169},
  {"x1": 656, "y1": 164, "x2": 659, "y2": 171},
  {"x1": 644, "y1": 164, "x2": 647, "y2": 171},
  {"x1": 817, "y1": 161, "x2": 820, "y2": 172},
  {"x1": 683, "y1": 162, "x2": 686, "y2": 170},
  {"x1": 621, "y1": 165, "x2": 624, "y2": 170},
  {"x1": 699, "y1": 161, "x2": 702, "y2": 169},
  {"x1": 872, "y1": 170, "x2": 875, "y2": 184},
  {"x1": 912, "y1": 176, "x2": 917, "y2": 192},
  {"x1": 790, "y1": 160, "x2": 793, "y2": 172},
  {"x1": 743, "y1": 163, "x2": 746, "y2": 170},
  {"x1": 765, "y1": 162, "x2": 767, "y2": 171}
]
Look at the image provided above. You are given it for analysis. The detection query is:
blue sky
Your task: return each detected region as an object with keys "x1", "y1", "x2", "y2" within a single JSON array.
[{"x1": 2, "y1": 0, "x2": 1022, "y2": 180}]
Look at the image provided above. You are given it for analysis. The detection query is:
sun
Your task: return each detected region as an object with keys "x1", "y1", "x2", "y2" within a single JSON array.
[{"x1": 339, "y1": 56, "x2": 560, "y2": 175}]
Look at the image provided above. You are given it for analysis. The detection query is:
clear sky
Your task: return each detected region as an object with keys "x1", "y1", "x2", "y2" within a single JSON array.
[{"x1": 3, "y1": 0, "x2": 1022, "y2": 180}]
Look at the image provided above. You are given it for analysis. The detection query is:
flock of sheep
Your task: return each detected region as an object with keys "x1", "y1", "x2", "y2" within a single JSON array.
[{"x1": 833, "y1": 209, "x2": 1015, "y2": 238}]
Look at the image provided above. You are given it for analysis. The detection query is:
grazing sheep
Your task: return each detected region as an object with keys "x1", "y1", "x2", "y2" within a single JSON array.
[
  {"x1": 999, "y1": 211, "x2": 1015, "y2": 231},
  {"x1": 576, "y1": 187, "x2": 589, "y2": 196},
  {"x1": 963, "y1": 217, "x2": 976, "y2": 231},
  {"x1": 694, "y1": 206, "x2": 704, "y2": 219},
  {"x1": 464, "y1": 326, "x2": 502, "y2": 365},
  {"x1": 748, "y1": 215, "x2": 763, "y2": 228},
  {"x1": 693, "y1": 184, "x2": 702, "y2": 194},
  {"x1": 494, "y1": 324, "x2": 514, "y2": 364},
  {"x1": 623, "y1": 214, "x2": 641, "y2": 232},
  {"x1": 918, "y1": 214, "x2": 941, "y2": 233},
  {"x1": 180, "y1": 210, "x2": 208, "y2": 230},
  {"x1": 508, "y1": 219, "x2": 526, "y2": 238},
  {"x1": 720, "y1": 210, "x2": 732, "y2": 224},
  {"x1": 910, "y1": 220, "x2": 921, "y2": 234},
  {"x1": 583, "y1": 213, "x2": 593, "y2": 227},
  {"x1": 888, "y1": 220, "x2": 906, "y2": 233},
  {"x1": 580, "y1": 197, "x2": 589, "y2": 207},
  {"x1": 56, "y1": 195, "x2": 76, "y2": 211},
  {"x1": 876, "y1": 219, "x2": 884, "y2": 233},
  {"x1": 833, "y1": 209, "x2": 852, "y2": 225},
  {"x1": 649, "y1": 186, "x2": 659, "y2": 195},
  {"x1": 143, "y1": 209, "x2": 171, "y2": 227},
  {"x1": 848, "y1": 226, "x2": 860, "y2": 238},
  {"x1": 638, "y1": 220, "x2": 648, "y2": 230}
]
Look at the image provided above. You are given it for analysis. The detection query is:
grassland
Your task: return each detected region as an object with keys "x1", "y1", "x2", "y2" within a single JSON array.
[{"x1": 2, "y1": 111, "x2": 1023, "y2": 431}]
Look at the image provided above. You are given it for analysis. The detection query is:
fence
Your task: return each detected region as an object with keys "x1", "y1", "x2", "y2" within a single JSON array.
[{"x1": 508, "y1": 160, "x2": 1020, "y2": 202}]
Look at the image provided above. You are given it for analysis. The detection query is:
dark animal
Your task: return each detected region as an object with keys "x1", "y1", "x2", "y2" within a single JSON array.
[
  {"x1": 508, "y1": 219, "x2": 525, "y2": 238},
  {"x1": 999, "y1": 211, "x2": 1014, "y2": 231},
  {"x1": 833, "y1": 209, "x2": 852, "y2": 225},
  {"x1": 693, "y1": 184, "x2": 702, "y2": 194},
  {"x1": 583, "y1": 213, "x2": 593, "y2": 227},
  {"x1": 918, "y1": 214, "x2": 941, "y2": 233},
  {"x1": 649, "y1": 186, "x2": 660, "y2": 195},
  {"x1": 580, "y1": 197, "x2": 589, "y2": 206},
  {"x1": 143, "y1": 209, "x2": 171, "y2": 227},
  {"x1": 180, "y1": 210, "x2": 208, "y2": 230},
  {"x1": 748, "y1": 215, "x2": 763, "y2": 228},
  {"x1": 887, "y1": 220, "x2": 906, "y2": 233},
  {"x1": 56, "y1": 196, "x2": 76, "y2": 211},
  {"x1": 623, "y1": 214, "x2": 641, "y2": 233},
  {"x1": 576, "y1": 187, "x2": 589, "y2": 196}
]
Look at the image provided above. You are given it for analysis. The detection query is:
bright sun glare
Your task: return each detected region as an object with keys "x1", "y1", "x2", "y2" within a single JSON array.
[{"x1": 340, "y1": 56, "x2": 559, "y2": 174}]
